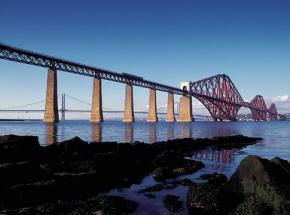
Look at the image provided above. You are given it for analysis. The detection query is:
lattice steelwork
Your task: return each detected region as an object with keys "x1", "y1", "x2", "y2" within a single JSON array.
[
  {"x1": 250, "y1": 95, "x2": 268, "y2": 121},
  {"x1": 269, "y1": 103, "x2": 278, "y2": 120},
  {"x1": 0, "y1": 43, "x2": 280, "y2": 121},
  {"x1": 191, "y1": 74, "x2": 244, "y2": 121},
  {"x1": 0, "y1": 43, "x2": 184, "y2": 95}
]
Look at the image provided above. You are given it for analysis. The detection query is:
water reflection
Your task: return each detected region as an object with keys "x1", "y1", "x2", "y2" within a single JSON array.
[
  {"x1": 148, "y1": 123, "x2": 157, "y2": 144},
  {"x1": 167, "y1": 124, "x2": 174, "y2": 140},
  {"x1": 191, "y1": 149, "x2": 237, "y2": 172},
  {"x1": 180, "y1": 123, "x2": 192, "y2": 139},
  {"x1": 124, "y1": 123, "x2": 133, "y2": 143},
  {"x1": 192, "y1": 149, "x2": 235, "y2": 163},
  {"x1": 45, "y1": 123, "x2": 58, "y2": 144},
  {"x1": 91, "y1": 123, "x2": 102, "y2": 142}
]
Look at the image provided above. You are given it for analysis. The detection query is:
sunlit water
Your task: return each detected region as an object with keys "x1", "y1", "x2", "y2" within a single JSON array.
[{"x1": 0, "y1": 120, "x2": 289, "y2": 214}]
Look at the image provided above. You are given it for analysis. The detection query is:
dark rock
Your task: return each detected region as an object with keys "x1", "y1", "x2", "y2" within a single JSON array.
[
  {"x1": 233, "y1": 195, "x2": 273, "y2": 215},
  {"x1": 0, "y1": 171, "x2": 98, "y2": 208},
  {"x1": 0, "y1": 134, "x2": 262, "y2": 212},
  {"x1": 200, "y1": 172, "x2": 228, "y2": 185},
  {"x1": 138, "y1": 178, "x2": 193, "y2": 194},
  {"x1": 0, "y1": 180, "x2": 59, "y2": 207},
  {"x1": 144, "y1": 193, "x2": 156, "y2": 198},
  {"x1": 0, "y1": 195, "x2": 138, "y2": 215},
  {"x1": 230, "y1": 155, "x2": 290, "y2": 192},
  {"x1": 0, "y1": 161, "x2": 43, "y2": 187},
  {"x1": 138, "y1": 183, "x2": 176, "y2": 194},
  {"x1": 152, "y1": 151, "x2": 185, "y2": 168},
  {"x1": 52, "y1": 171, "x2": 98, "y2": 194},
  {"x1": 57, "y1": 136, "x2": 89, "y2": 161},
  {"x1": 187, "y1": 181, "x2": 230, "y2": 215},
  {"x1": 88, "y1": 141, "x2": 118, "y2": 154},
  {"x1": 271, "y1": 157, "x2": 290, "y2": 177},
  {"x1": 41, "y1": 160, "x2": 96, "y2": 175},
  {"x1": 229, "y1": 155, "x2": 290, "y2": 214},
  {"x1": 0, "y1": 135, "x2": 40, "y2": 163},
  {"x1": 152, "y1": 151, "x2": 204, "y2": 180},
  {"x1": 212, "y1": 135, "x2": 262, "y2": 148},
  {"x1": 172, "y1": 178, "x2": 193, "y2": 186},
  {"x1": 41, "y1": 137, "x2": 90, "y2": 162},
  {"x1": 163, "y1": 194, "x2": 183, "y2": 212},
  {"x1": 95, "y1": 195, "x2": 138, "y2": 215}
]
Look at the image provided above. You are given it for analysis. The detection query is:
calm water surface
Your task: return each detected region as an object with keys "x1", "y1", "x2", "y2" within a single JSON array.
[{"x1": 0, "y1": 120, "x2": 289, "y2": 215}]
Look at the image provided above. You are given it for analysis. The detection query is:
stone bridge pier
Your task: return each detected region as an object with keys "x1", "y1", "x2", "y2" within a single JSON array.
[
  {"x1": 44, "y1": 68, "x2": 59, "y2": 123},
  {"x1": 166, "y1": 92, "x2": 175, "y2": 122},
  {"x1": 147, "y1": 88, "x2": 158, "y2": 122},
  {"x1": 178, "y1": 81, "x2": 193, "y2": 122},
  {"x1": 123, "y1": 83, "x2": 135, "y2": 122},
  {"x1": 91, "y1": 77, "x2": 103, "y2": 123}
]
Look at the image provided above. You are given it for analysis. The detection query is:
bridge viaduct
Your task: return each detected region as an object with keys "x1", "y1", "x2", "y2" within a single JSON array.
[{"x1": 0, "y1": 43, "x2": 279, "y2": 123}]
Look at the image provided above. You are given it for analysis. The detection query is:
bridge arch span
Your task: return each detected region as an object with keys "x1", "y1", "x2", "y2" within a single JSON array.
[
  {"x1": 269, "y1": 103, "x2": 278, "y2": 120},
  {"x1": 250, "y1": 95, "x2": 267, "y2": 121},
  {"x1": 191, "y1": 74, "x2": 243, "y2": 121}
]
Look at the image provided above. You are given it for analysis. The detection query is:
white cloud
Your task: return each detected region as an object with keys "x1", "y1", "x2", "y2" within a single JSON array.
[
  {"x1": 271, "y1": 95, "x2": 289, "y2": 102},
  {"x1": 265, "y1": 95, "x2": 290, "y2": 114}
]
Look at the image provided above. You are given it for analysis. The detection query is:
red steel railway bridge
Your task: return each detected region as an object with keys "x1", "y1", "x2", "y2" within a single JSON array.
[{"x1": 0, "y1": 43, "x2": 279, "y2": 123}]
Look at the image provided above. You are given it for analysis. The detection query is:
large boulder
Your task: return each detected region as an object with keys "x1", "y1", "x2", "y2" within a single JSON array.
[
  {"x1": 42, "y1": 136, "x2": 89, "y2": 161},
  {"x1": 229, "y1": 155, "x2": 290, "y2": 214},
  {"x1": 59, "y1": 136, "x2": 88, "y2": 158},
  {"x1": 0, "y1": 135, "x2": 40, "y2": 163}
]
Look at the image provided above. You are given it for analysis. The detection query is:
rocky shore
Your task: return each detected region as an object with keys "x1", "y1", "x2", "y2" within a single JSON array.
[{"x1": 0, "y1": 134, "x2": 288, "y2": 214}]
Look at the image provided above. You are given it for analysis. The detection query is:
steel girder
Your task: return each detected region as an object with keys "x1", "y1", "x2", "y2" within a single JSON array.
[
  {"x1": 269, "y1": 103, "x2": 278, "y2": 120},
  {"x1": 250, "y1": 95, "x2": 267, "y2": 121},
  {"x1": 191, "y1": 74, "x2": 244, "y2": 121},
  {"x1": 0, "y1": 43, "x2": 279, "y2": 120},
  {"x1": 0, "y1": 43, "x2": 184, "y2": 95}
]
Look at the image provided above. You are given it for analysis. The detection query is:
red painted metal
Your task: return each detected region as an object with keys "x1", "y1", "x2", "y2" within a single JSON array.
[
  {"x1": 0, "y1": 43, "x2": 280, "y2": 121},
  {"x1": 192, "y1": 74, "x2": 279, "y2": 121},
  {"x1": 250, "y1": 95, "x2": 267, "y2": 121},
  {"x1": 192, "y1": 74, "x2": 244, "y2": 121},
  {"x1": 269, "y1": 103, "x2": 278, "y2": 120}
]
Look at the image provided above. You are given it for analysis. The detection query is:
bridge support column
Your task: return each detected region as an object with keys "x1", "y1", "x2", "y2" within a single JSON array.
[
  {"x1": 44, "y1": 68, "x2": 59, "y2": 123},
  {"x1": 178, "y1": 94, "x2": 192, "y2": 122},
  {"x1": 123, "y1": 83, "x2": 135, "y2": 122},
  {"x1": 147, "y1": 89, "x2": 158, "y2": 122},
  {"x1": 91, "y1": 77, "x2": 103, "y2": 123},
  {"x1": 166, "y1": 92, "x2": 175, "y2": 122}
]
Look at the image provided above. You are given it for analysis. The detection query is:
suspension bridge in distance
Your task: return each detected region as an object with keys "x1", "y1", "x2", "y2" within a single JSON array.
[
  {"x1": 0, "y1": 43, "x2": 283, "y2": 123},
  {"x1": 0, "y1": 94, "x2": 212, "y2": 121}
]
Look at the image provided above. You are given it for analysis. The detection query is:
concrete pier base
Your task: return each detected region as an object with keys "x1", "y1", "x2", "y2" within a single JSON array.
[
  {"x1": 147, "y1": 89, "x2": 158, "y2": 122},
  {"x1": 123, "y1": 83, "x2": 135, "y2": 122},
  {"x1": 44, "y1": 68, "x2": 59, "y2": 123},
  {"x1": 166, "y1": 92, "x2": 175, "y2": 122},
  {"x1": 90, "y1": 77, "x2": 103, "y2": 123},
  {"x1": 177, "y1": 95, "x2": 192, "y2": 122}
]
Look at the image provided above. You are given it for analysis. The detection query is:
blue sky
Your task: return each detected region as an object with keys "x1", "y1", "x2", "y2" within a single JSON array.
[{"x1": 0, "y1": 0, "x2": 289, "y2": 118}]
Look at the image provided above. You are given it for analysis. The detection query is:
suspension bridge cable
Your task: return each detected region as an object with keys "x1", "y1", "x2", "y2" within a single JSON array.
[
  {"x1": 64, "y1": 94, "x2": 120, "y2": 111},
  {"x1": 65, "y1": 94, "x2": 92, "y2": 106},
  {"x1": 0, "y1": 99, "x2": 45, "y2": 110}
]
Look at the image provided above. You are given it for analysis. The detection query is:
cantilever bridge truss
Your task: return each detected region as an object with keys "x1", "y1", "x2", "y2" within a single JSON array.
[
  {"x1": 191, "y1": 74, "x2": 278, "y2": 121},
  {"x1": 0, "y1": 43, "x2": 279, "y2": 121}
]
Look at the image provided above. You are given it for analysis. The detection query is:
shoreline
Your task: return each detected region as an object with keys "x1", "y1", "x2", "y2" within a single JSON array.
[{"x1": 0, "y1": 134, "x2": 289, "y2": 214}]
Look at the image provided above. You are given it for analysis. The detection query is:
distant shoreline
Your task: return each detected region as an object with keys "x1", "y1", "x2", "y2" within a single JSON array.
[{"x1": 0, "y1": 119, "x2": 42, "y2": 122}]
